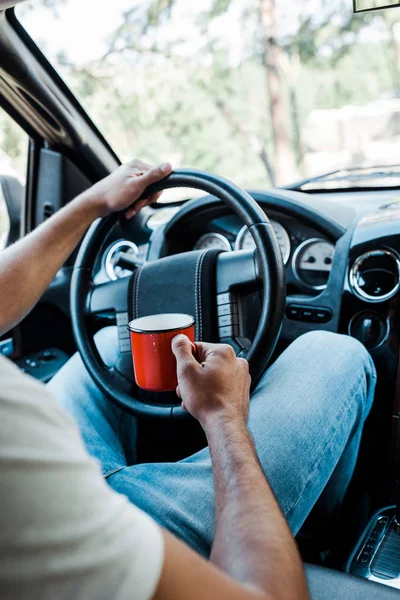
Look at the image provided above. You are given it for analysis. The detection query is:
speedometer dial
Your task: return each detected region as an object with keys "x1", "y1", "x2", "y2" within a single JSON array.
[
  {"x1": 293, "y1": 238, "x2": 335, "y2": 290},
  {"x1": 235, "y1": 221, "x2": 291, "y2": 264},
  {"x1": 194, "y1": 233, "x2": 231, "y2": 252}
]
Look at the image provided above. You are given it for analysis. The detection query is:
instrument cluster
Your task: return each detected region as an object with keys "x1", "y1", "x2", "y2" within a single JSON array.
[{"x1": 193, "y1": 220, "x2": 335, "y2": 291}]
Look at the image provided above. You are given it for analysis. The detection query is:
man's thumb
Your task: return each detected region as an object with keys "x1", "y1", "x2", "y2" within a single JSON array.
[{"x1": 172, "y1": 334, "x2": 196, "y2": 364}]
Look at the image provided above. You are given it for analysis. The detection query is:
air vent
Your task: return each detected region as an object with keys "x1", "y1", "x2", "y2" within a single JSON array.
[{"x1": 349, "y1": 249, "x2": 400, "y2": 302}]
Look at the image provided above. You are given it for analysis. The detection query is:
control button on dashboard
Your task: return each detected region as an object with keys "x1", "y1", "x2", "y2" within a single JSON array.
[
  {"x1": 218, "y1": 314, "x2": 239, "y2": 327},
  {"x1": 217, "y1": 303, "x2": 238, "y2": 317},
  {"x1": 116, "y1": 312, "x2": 129, "y2": 327},
  {"x1": 375, "y1": 517, "x2": 388, "y2": 533},
  {"x1": 119, "y1": 339, "x2": 131, "y2": 353},
  {"x1": 0, "y1": 338, "x2": 14, "y2": 357},
  {"x1": 219, "y1": 325, "x2": 239, "y2": 338},
  {"x1": 287, "y1": 306, "x2": 301, "y2": 320},
  {"x1": 217, "y1": 292, "x2": 234, "y2": 305},
  {"x1": 315, "y1": 311, "x2": 330, "y2": 322},
  {"x1": 118, "y1": 326, "x2": 130, "y2": 340},
  {"x1": 286, "y1": 305, "x2": 332, "y2": 324}
]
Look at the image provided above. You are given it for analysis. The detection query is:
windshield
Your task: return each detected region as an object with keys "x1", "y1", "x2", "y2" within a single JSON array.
[{"x1": 16, "y1": 0, "x2": 400, "y2": 191}]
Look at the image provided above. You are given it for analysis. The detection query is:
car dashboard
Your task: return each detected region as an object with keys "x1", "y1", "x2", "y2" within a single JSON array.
[{"x1": 92, "y1": 187, "x2": 400, "y2": 355}]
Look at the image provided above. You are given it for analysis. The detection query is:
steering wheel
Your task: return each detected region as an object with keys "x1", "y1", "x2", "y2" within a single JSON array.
[{"x1": 71, "y1": 169, "x2": 286, "y2": 419}]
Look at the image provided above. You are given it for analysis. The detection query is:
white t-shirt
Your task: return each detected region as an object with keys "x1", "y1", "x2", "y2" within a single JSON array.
[{"x1": 0, "y1": 355, "x2": 164, "y2": 600}]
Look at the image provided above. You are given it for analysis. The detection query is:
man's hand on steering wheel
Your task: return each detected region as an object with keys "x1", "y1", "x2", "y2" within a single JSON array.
[
  {"x1": 0, "y1": 159, "x2": 172, "y2": 337},
  {"x1": 83, "y1": 159, "x2": 173, "y2": 219}
]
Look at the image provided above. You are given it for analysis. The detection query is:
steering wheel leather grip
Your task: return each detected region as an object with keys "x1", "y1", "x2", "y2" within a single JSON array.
[{"x1": 71, "y1": 169, "x2": 286, "y2": 419}]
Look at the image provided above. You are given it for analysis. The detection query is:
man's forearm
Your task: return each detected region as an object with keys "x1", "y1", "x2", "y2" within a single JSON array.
[
  {"x1": 206, "y1": 417, "x2": 309, "y2": 600},
  {"x1": 0, "y1": 193, "x2": 101, "y2": 336},
  {"x1": 0, "y1": 160, "x2": 173, "y2": 337}
]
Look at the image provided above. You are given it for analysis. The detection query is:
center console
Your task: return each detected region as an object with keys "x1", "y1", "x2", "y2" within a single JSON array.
[
  {"x1": 0, "y1": 329, "x2": 69, "y2": 383},
  {"x1": 0, "y1": 333, "x2": 14, "y2": 358},
  {"x1": 347, "y1": 506, "x2": 400, "y2": 588},
  {"x1": 347, "y1": 416, "x2": 400, "y2": 589},
  {"x1": 15, "y1": 347, "x2": 69, "y2": 382}
]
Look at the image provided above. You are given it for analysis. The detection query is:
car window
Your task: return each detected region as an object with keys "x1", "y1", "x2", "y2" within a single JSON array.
[
  {"x1": 0, "y1": 186, "x2": 10, "y2": 250},
  {"x1": 15, "y1": 0, "x2": 400, "y2": 192},
  {"x1": 0, "y1": 109, "x2": 28, "y2": 249}
]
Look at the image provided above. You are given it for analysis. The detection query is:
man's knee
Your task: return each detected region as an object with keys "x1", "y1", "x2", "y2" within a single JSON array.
[
  {"x1": 94, "y1": 326, "x2": 119, "y2": 367},
  {"x1": 291, "y1": 330, "x2": 377, "y2": 410},
  {"x1": 294, "y1": 330, "x2": 372, "y2": 367}
]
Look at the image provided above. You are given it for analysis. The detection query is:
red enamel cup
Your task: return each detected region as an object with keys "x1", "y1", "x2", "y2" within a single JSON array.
[{"x1": 127, "y1": 313, "x2": 195, "y2": 392}]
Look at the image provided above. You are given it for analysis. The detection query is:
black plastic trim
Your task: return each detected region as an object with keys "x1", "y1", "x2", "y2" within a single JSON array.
[{"x1": 7, "y1": 8, "x2": 119, "y2": 166}]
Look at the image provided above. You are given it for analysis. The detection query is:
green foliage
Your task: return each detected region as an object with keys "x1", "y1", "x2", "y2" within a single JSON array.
[
  {"x1": 18, "y1": 0, "x2": 66, "y2": 17},
  {"x1": 14, "y1": 0, "x2": 400, "y2": 189},
  {"x1": 1, "y1": 118, "x2": 22, "y2": 160},
  {"x1": 0, "y1": 111, "x2": 28, "y2": 182},
  {"x1": 0, "y1": 112, "x2": 27, "y2": 246},
  {"x1": 204, "y1": 0, "x2": 233, "y2": 20}
]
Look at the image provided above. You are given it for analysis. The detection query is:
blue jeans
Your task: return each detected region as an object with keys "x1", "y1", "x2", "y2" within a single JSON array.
[{"x1": 48, "y1": 329, "x2": 376, "y2": 557}]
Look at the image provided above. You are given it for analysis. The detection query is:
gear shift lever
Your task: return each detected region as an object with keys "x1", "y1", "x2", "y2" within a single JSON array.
[{"x1": 348, "y1": 414, "x2": 400, "y2": 582}]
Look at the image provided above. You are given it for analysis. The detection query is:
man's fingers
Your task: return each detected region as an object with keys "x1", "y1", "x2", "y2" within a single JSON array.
[
  {"x1": 172, "y1": 334, "x2": 198, "y2": 371},
  {"x1": 132, "y1": 193, "x2": 159, "y2": 213},
  {"x1": 172, "y1": 334, "x2": 196, "y2": 361},
  {"x1": 192, "y1": 340, "x2": 222, "y2": 363},
  {"x1": 125, "y1": 206, "x2": 137, "y2": 220},
  {"x1": 149, "y1": 191, "x2": 163, "y2": 204},
  {"x1": 126, "y1": 197, "x2": 149, "y2": 218},
  {"x1": 125, "y1": 163, "x2": 171, "y2": 219},
  {"x1": 139, "y1": 162, "x2": 172, "y2": 185},
  {"x1": 125, "y1": 161, "x2": 172, "y2": 219},
  {"x1": 173, "y1": 338, "x2": 233, "y2": 366},
  {"x1": 124, "y1": 192, "x2": 162, "y2": 220}
]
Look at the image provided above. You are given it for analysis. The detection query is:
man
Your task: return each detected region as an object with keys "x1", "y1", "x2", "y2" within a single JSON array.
[{"x1": 0, "y1": 160, "x2": 376, "y2": 599}]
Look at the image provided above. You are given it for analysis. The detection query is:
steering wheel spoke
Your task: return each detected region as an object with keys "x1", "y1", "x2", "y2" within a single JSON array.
[
  {"x1": 216, "y1": 249, "x2": 260, "y2": 342},
  {"x1": 89, "y1": 277, "x2": 130, "y2": 315},
  {"x1": 216, "y1": 249, "x2": 259, "y2": 294},
  {"x1": 88, "y1": 277, "x2": 131, "y2": 355}
]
